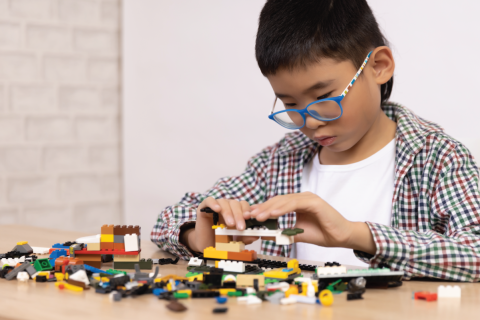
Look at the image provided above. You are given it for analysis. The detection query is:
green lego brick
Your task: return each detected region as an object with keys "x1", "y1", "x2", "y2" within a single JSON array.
[
  {"x1": 185, "y1": 272, "x2": 201, "y2": 278},
  {"x1": 227, "y1": 291, "x2": 243, "y2": 297},
  {"x1": 281, "y1": 228, "x2": 304, "y2": 236},
  {"x1": 105, "y1": 269, "x2": 127, "y2": 276},
  {"x1": 34, "y1": 258, "x2": 52, "y2": 271},
  {"x1": 265, "y1": 278, "x2": 280, "y2": 284},
  {"x1": 173, "y1": 292, "x2": 189, "y2": 299},
  {"x1": 113, "y1": 259, "x2": 153, "y2": 270}
]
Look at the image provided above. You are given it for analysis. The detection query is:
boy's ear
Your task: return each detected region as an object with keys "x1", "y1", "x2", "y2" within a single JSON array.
[{"x1": 370, "y1": 46, "x2": 395, "y2": 85}]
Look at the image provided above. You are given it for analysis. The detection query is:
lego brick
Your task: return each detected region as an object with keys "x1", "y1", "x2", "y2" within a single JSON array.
[
  {"x1": 86, "y1": 243, "x2": 101, "y2": 251},
  {"x1": 203, "y1": 247, "x2": 228, "y2": 260},
  {"x1": 316, "y1": 266, "x2": 347, "y2": 275},
  {"x1": 113, "y1": 254, "x2": 140, "y2": 262},
  {"x1": 215, "y1": 235, "x2": 233, "y2": 243},
  {"x1": 236, "y1": 274, "x2": 265, "y2": 290},
  {"x1": 113, "y1": 243, "x2": 125, "y2": 250},
  {"x1": 83, "y1": 261, "x2": 102, "y2": 268},
  {"x1": 5, "y1": 262, "x2": 31, "y2": 280},
  {"x1": 101, "y1": 234, "x2": 114, "y2": 243},
  {"x1": 0, "y1": 256, "x2": 25, "y2": 268},
  {"x1": 101, "y1": 224, "x2": 114, "y2": 235},
  {"x1": 217, "y1": 260, "x2": 245, "y2": 273},
  {"x1": 100, "y1": 242, "x2": 114, "y2": 250},
  {"x1": 125, "y1": 234, "x2": 139, "y2": 252},
  {"x1": 74, "y1": 248, "x2": 140, "y2": 255},
  {"x1": 114, "y1": 235, "x2": 124, "y2": 243},
  {"x1": 32, "y1": 247, "x2": 50, "y2": 254},
  {"x1": 34, "y1": 258, "x2": 53, "y2": 271},
  {"x1": 215, "y1": 241, "x2": 245, "y2": 253},
  {"x1": 11, "y1": 242, "x2": 33, "y2": 255},
  {"x1": 113, "y1": 259, "x2": 152, "y2": 270},
  {"x1": 77, "y1": 254, "x2": 102, "y2": 261},
  {"x1": 414, "y1": 291, "x2": 437, "y2": 301},
  {"x1": 227, "y1": 250, "x2": 257, "y2": 262},
  {"x1": 438, "y1": 285, "x2": 461, "y2": 298},
  {"x1": 188, "y1": 257, "x2": 204, "y2": 267}
]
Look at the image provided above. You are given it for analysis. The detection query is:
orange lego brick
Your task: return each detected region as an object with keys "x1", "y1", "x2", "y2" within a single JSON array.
[
  {"x1": 101, "y1": 224, "x2": 114, "y2": 234},
  {"x1": 113, "y1": 225, "x2": 141, "y2": 236},
  {"x1": 215, "y1": 235, "x2": 233, "y2": 243},
  {"x1": 113, "y1": 243, "x2": 125, "y2": 250},
  {"x1": 83, "y1": 261, "x2": 101, "y2": 268},
  {"x1": 227, "y1": 250, "x2": 257, "y2": 261},
  {"x1": 100, "y1": 242, "x2": 114, "y2": 250},
  {"x1": 76, "y1": 254, "x2": 101, "y2": 261}
]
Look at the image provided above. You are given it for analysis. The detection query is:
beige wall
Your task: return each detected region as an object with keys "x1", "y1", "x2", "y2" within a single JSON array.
[{"x1": 0, "y1": 0, "x2": 123, "y2": 233}]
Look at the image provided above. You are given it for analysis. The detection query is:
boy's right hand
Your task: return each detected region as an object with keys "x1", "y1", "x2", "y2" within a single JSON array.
[{"x1": 187, "y1": 197, "x2": 260, "y2": 252}]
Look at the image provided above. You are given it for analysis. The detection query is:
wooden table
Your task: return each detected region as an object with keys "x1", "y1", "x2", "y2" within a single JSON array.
[{"x1": 0, "y1": 225, "x2": 478, "y2": 320}]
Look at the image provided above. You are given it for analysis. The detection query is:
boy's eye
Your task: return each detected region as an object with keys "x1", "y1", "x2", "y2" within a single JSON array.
[{"x1": 284, "y1": 91, "x2": 333, "y2": 108}]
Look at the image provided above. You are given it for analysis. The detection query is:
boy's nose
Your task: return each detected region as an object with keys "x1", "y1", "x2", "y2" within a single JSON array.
[{"x1": 305, "y1": 114, "x2": 327, "y2": 129}]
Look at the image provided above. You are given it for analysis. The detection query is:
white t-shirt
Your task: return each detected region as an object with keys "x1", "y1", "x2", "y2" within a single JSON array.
[{"x1": 293, "y1": 138, "x2": 396, "y2": 267}]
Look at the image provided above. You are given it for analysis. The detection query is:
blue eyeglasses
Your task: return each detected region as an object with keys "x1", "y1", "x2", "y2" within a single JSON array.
[{"x1": 268, "y1": 51, "x2": 373, "y2": 129}]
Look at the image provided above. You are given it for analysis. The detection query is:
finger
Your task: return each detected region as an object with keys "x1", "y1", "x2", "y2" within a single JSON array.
[
  {"x1": 229, "y1": 200, "x2": 246, "y2": 230},
  {"x1": 217, "y1": 199, "x2": 235, "y2": 227},
  {"x1": 240, "y1": 201, "x2": 252, "y2": 221},
  {"x1": 249, "y1": 197, "x2": 283, "y2": 220},
  {"x1": 256, "y1": 196, "x2": 297, "y2": 221},
  {"x1": 198, "y1": 196, "x2": 222, "y2": 213}
]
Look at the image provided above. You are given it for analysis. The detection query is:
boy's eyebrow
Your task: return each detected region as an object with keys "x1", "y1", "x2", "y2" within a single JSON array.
[{"x1": 275, "y1": 79, "x2": 335, "y2": 98}]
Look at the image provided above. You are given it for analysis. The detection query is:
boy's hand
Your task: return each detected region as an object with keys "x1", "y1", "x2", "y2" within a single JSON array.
[
  {"x1": 185, "y1": 197, "x2": 259, "y2": 252},
  {"x1": 243, "y1": 192, "x2": 376, "y2": 254}
]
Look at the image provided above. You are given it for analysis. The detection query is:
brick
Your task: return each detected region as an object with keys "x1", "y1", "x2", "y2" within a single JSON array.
[
  {"x1": 59, "y1": 86, "x2": 101, "y2": 112},
  {"x1": 89, "y1": 146, "x2": 119, "y2": 170},
  {"x1": 113, "y1": 254, "x2": 139, "y2": 262},
  {"x1": 76, "y1": 254, "x2": 101, "y2": 261},
  {"x1": 27, "y1": 117, "x2": 73, "y2": 141},
  {"x1": 74, "y1": 30, "x2": 118, "y2": 54},
  {"x1": 0, "y1": 118, "x2": 23, "y2": 142},
  {"x1": 86, "y1": 243, "x2": 100, "y2": 251},
  {"x1": 0, "y1": 53, "x2": 37, "y2": 81},
  {"x1": 11, "y1": 85, "x2": 55, "y2": 112},
  {"x1": 0, "y1": 147, "x2": 41, "y2": 172},
  {"x1": 87, "y1": 59, "x2": 119, "y2": 84},
  {"x1": 215, "y1": 235, "x2": 233, "y2": 243},
  {"x1": 10, "y1": 0, "x2": 53, "y2": 19},
  {"x1": 113, "y1": 243, "x2": 124, "y2": 250},
  {"x1": 73, "y1": 203, "x2": 121, "y2": 233},
  {"x1": 43, "y1": 146, "x2": 87, "y2": 171},
  {"x1": 75, "y1": 117, "x2": 118, "y2": 141},
  {"x1": 114, "y1": 225, "x2": 140, "y2": 236},
  {"x1": 227, "y1": 250, "x2": 257, "y2": 262},
  {"x1": 58, "y1": 0, "x2": 99, "y2": 25},
  {"x1": 236, "y1": 275, "x2": 265, "y2": 290},
  {"x1": 23, "y1": 206, "x2": 71, "y2": 230},
  {"x1": 26, "y1": 25, "x2": 71, "y2": 51},
  {"x1": 215, "y1": 241, "x2": 245, "y2": 253},
  {"x1": 0, "y1": 23, "x2": 21, "y2": 49},
  {"x1": 113, "y1": 235, "x2": 124, "y2": 243},
  {"x1": 0, "y1": 207, "x2": 18, "y2": 224},
  {"x1": 8, "y1": 177, "x2": 56, "y2": 204},
  {"x1": 44, "y1": 56, "x2": 86, "y2": 82}
]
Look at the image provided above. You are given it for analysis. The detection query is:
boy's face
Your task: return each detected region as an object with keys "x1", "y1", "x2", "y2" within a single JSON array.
[{"x1": 266, "y1": 57, "x2": 383, "y2": 154}]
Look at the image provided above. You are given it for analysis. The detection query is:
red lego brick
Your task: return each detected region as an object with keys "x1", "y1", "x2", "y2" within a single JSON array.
[
  {"x1": 73, "y1": 248, "x2": 140, "y2": 255},
  {"x1": 227, "y1": 250, "x2": 257, "y2": 261},
  {"x1": 414, "y1": 291, "x2": 437, "y2": 302}
]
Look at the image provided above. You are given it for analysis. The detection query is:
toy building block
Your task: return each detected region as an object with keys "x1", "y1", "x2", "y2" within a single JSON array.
[
  {"x1": 204, "y1": 247, "x2": 228, "y2": 260},
  {"x1": 281, "y1": 228, "x2": 304, "y2": 236},
  {"x1": 73, "y1": 248, "x2": 140, "y2": 255},
  {"x1": 17, "y1": 271, "x2": 29, "y2": 281},
  {"x1": 5, "y1": 262, "x2": 31, "y2": 280},
  {"x1": 124, "y1": 234, "x2": 139, "y2": 252},
  {"x1": 34, "y1": 258, "x2": 53, "y2": 271},
  {"x1": 275, "y1": 234, "x2": 295, "y2": 245},
  {"x1": 32, "y1": 247, "x2": 50, "y2": 254},
  {"x1": 76, "y1": 254, "x2": 102, "y2": 261},
  {"x1": 69, "y1": 270, "x2": 90, "y2": 285},
  {"x1": 113, "y1": 225, "x2": 140, "y2": 236},
  {"x1": 86, "y1": 243, "x2": 101, "y2": 251},
  {"x1": 55, "y1": 282, "x2": 83, "y2": 292},
  {"x1": 188, "y1": 257, "x2": 204, "y2": 267},
  {"x1": 101, "y1": 224, "x2": 114, "y2": 234},
  {"x1": 215, "y1": 241, "x2": 245, "y2": 253},
  {"x1": 113, "y1": 254, "x2": 140, "y2": 262},
  {"x1": 113, "y1": 259, "x2": 153, "y2": 270},
  {"x1": 438, "y1": 285, "x2": 461, "y2": 298},
  {"x1": 11, "y1": 241, "x2": 33, "y2": 255},
  {"x1": 316, "y1": 266, "x2": 347, "y2": 275},
  {"x1": 217, "y1": 260, "x2": 245, "y2": 273},
  {"x1": 236, "y1": 274, "x2": 265, "y2": 290},
  {"x1": 215, "y1": 235, "x2": 233, "y2": 243},
  {"x1": 0, "y1": 256, "x2": 25, "y2": 268},
  {"x1": 227, "y1": 250, "x2": 257, "y2": 261},
  {"x1": 414, "y1": 291, "x2": 438, "y2": 302}
]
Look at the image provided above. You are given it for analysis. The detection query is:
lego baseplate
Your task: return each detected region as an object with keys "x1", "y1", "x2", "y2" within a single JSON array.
[
  {"x1": 313, "y1": 268, "x2": 404, "y2": 285},
  {"x1": 199, "y1": 255, "x2": 318, "y2": 272}
]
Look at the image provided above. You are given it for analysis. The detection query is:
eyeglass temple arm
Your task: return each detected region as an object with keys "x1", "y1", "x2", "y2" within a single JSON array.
[
  {"x1": 341, "y1": 51, "x2": 373, "y2": 98},
  {"x1": 270, "y1": 97, "x2": 278, "y2": 114}
]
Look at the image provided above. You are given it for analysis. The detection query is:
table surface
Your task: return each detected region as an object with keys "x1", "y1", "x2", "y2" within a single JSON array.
[{"x1": 0, "y1": 225, "x2": 478, "y2": 320}]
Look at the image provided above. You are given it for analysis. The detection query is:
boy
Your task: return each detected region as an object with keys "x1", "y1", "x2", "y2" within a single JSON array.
[{"x1": 151, "y1": 0, "x2": 480, "y2": 281}]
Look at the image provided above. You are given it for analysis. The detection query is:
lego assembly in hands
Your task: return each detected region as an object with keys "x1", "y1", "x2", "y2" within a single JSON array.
[{"x1": 0, "y1": 214, "x2": 458, "y2": 313}]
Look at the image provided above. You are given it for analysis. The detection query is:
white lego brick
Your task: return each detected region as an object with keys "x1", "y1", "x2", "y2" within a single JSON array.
[
  {"x1": 0, "y1": 257, "x2": 25, "y2": 268},
  {"x1": 188, "y1": 257, "x2": 204, "y2": 267},
  {"x1": 32, "y1": 247, "x2": 50, "y2": 254},
  {"x1": 438, "y1": 285, "x2": 461, "y2": 298},
  {"x1": 69, "y1": 270, "x2": 90, "y2": 286},
  {"x1": 275, "y1": 234, "x2": 294, "y2": 245},
  {"x1": 149, "y1": 272, "x2": 162, "y2": 279},
  {"x1": 316, "y1": 266, "x2": 347, "y2": 275},
  {"x1": 280, "y1": 297, "x2": 297, "y2": 305},
  {"x1": 124, "y1": 233, "x2": 139, "y2": 252},
  {"x1": 289, "y1": 294, "x2": 317, "y2": 304},
  {"x1": 215, "y1": 227, "x2": 295, "y2": 245},
  {"x1": 217, "y1": 260, "x2": 245, "y2": 273},
  {"x1": 75, "y1": 234, "x2": 101, "y2": 244},
  {"x1": 238, "y1": 295, "x2": 263, "y2": 304},
  {"x1": 17, "y1": 272, "x2": 29, "y2": 281}
]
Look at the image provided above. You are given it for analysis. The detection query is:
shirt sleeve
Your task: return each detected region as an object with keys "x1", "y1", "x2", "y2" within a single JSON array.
[
  {"x1": 150, "y1": 144, "x2": 273, "y2": 260},
  {"x1": 354, "y1": 142, "x2": 480, "y2": 282}
]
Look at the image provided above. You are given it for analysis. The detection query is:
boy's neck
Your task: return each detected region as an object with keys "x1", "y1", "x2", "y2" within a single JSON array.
[{"x1": 318, "y1": 111, "x2": 397, "y2": 165}]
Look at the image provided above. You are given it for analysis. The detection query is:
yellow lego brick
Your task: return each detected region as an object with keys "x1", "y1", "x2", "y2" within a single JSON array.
[
  {"x1": 86, "y1": 243, "x2": 100, "y2": 251},
  {"x1": 285, "y1": 285, "x2": 298, "y2": 297},
  {"x1": 55, "y1": 273, "x2": 64, "y2": 281},
  {"x1": 55, "y1": 282, "x2": 83, "y2": 292},
  {"x1": 177, "y1": 289, "x2": 192, "y2": 296},
  {"x1": 154, "y1": 278, "x2": 163, "y2": 283},
  {"x1": 263, "y1": 266, "x2": 300, "y2": 279},
  {"x1": 101, "y1": 277, "x2": 110, "y2": 282},
  {"x1": 100, "y1": 234, "x2": 114, "y2": 243},
  {"x1": 287, "y1": 259, "x2": 299, "y2": 269},
  {"x1": 212, "y1": 224, "x2": 226, "y2": 230},
  {"x1": 188, "y1": 274, "x2": 203, "y2": 282},
  {"x1": 113, "y1": 254, "x2": 140, "y2": 262},
  {"x1": 17, "y1": 241, "x2": 28, "y2": 245},
  {"x1": 215, "y1": 241, "x2": 245, "y2": 253},
  {"x1": 203, "y1": 246, "x2": 228, "y2": 260},
  {"x1": 218, "y1": 288, "x2": 236, "y2": 296}
]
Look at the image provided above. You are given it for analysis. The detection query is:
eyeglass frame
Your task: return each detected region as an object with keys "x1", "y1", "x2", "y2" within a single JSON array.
[{"x1": 268, "y1": 51, "x2": 373, "y2": 129}]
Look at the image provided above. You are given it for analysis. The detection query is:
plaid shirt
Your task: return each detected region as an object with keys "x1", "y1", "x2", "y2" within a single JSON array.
[{"x1": 151, "y1": 103, "x2": 480, "y2": 282}]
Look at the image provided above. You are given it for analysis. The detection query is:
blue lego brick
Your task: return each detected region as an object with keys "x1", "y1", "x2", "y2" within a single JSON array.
[
  {"x1": 84, "y1": 264, "x2": 114, "y2": 275},
  {"x1": 52, "y1": 243, "x2": 70, "y2": 250},
  {"x1": 153, "y1": 288, "x2": 167, "y2": 296},
  {"x1": 49, "y1": 249, "x2": 67, "y2": 259}
]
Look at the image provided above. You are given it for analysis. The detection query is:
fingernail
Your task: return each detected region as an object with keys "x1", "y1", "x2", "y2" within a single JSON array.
[
  {"x1": 226, "y1": 218, "x2": 234, "y2": 225},
  {"x1": 237, "y1": 222, "x2": 245, "y2": 231},
  {"x1": 250, "y1": 209, "x2": 259, "y2": 215},
  {"x1": 214, "y1": 204, "x2": 221, "y2": 209}
]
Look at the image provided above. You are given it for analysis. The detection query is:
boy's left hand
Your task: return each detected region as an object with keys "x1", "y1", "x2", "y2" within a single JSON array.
[{"x1": 243, "y1": 192, "x2": 376, "y2": 254}]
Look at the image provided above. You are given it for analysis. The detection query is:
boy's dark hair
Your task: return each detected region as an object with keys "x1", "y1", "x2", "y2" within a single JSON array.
[{"x1": 256, "y1": 0, "x2": 393, "y2": 105}]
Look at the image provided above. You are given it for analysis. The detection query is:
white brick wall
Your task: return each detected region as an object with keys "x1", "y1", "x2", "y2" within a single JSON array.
[{"x1": 0, "y1": 0, "x2": 122, "y2": 232}]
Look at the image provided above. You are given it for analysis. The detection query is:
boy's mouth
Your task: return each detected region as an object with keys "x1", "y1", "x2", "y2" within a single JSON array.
[{"x1": 314, "y1": 136, "x2": 336, "y2": 147}]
